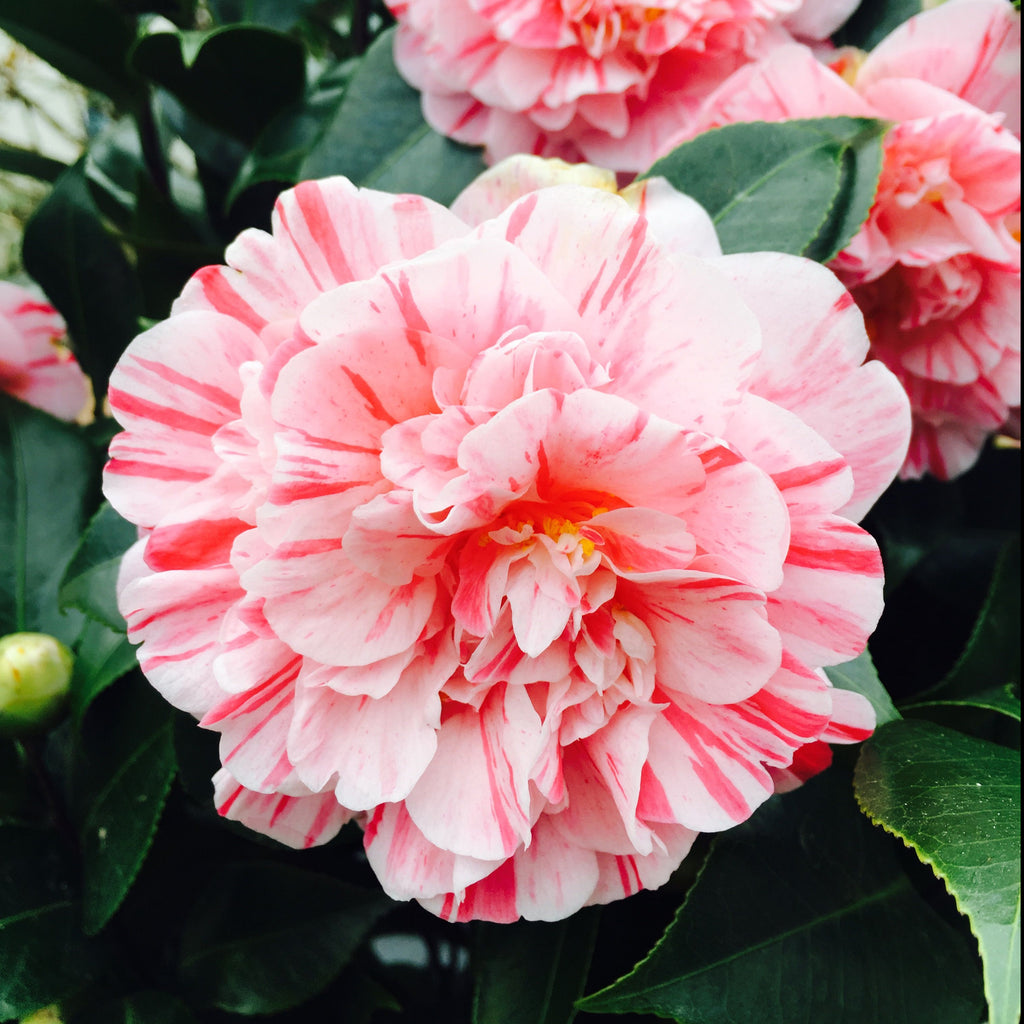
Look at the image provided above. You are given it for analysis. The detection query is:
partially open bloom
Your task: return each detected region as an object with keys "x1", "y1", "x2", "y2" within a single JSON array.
[
  {"x1": 104, "y1": 169, "x2": 909, "y2": 922},
  {"x1": 0, "y1": 282, "x2": 91, "y2": 423},
  {"x1": 686, "y1": 0, "x2": 1021, "y2": 479},
  {"x1": 387, "y1": 0, "x2": 860, "y2": 171}
]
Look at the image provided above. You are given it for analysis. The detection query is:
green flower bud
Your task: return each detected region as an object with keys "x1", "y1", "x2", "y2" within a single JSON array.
[{"x1": 0, "y1": 633, "x2": 73, "y2": 737}]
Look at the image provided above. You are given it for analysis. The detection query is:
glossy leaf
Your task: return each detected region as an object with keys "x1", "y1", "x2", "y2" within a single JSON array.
[
  {"x1": 69, "y1": 620, "x2": 139, "y2": 725},
  {"x1": 229, "y1": 60, "x2": 355, "y2": 203},
  {"x1": 643, "y1": 118, "x2": 886, "y2": 259},
  {"x1": 0, "y1": 394, "x2": 94, "y2": 644},
  {"x1": 855, "y1": 720, "x2": 1021, "y2": 1024},
  {"x1": 932, "y1": 537, "x2": 1021, "y2": 699},
  {"x1": 0, "y1": 825, "x2": 102, "y2": 1017},
  {"x1": 825, "y1": 648, "x2": 901, "y2": 726},
  {"x1": 60, "y1": 502, "x2": 138, "y2": 632},
  {"x1": 22, "y1": 163, "x2": 142, "y2": 399},
  {"x1": 207, "y1": 0, "x2": 319, "y2": 30},
  {"x1": 579, "y1": 768, "x2": 983, "y2": 1023},
  {"x1": 179, "y1": 863, "x2": 392, "y2": 1013},
  {"x1": 129, "y1": 26, "x2": 307, "y2": 145},
  {"x1": 802, "y1": 119, "x2": 887, "y2": 263},
  {"x1": 0, "y1": 0, "x2": 137, "y2": 105},
  {"x1": 905, "y1": 685, "x2": 1021, "y2": 723},
  {"x1": 299, "y1": 29, "x2": 487, "y2": 205},
  {"x1": 75, "y1": 680, "x2": 177, "y2": 935},
  {"x1": 474, "y1": 910, "x2": 600, "y2": 1024},
  {"x1": 834, "y1": 0, "x2": 925, "y2": 50}
]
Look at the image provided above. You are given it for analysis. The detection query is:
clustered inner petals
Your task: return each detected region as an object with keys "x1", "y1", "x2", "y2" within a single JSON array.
[{"x1": 104, "y1": 173, "x2": 906, "y2": 923}]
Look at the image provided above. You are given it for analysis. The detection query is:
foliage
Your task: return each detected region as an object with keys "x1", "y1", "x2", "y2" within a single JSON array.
[{"x1": 0, "y1": 0, "x2": 1018, "y2": 1020}]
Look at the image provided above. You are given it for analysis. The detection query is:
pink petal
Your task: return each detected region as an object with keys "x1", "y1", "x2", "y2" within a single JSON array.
[
  {"x1": 588, "y1": 824, "x2": 697, "y2": 905},
  {"x1": 213, "y1": 769, "x2": 352, "y2": 849},
  {"x1": 714, "y1": 251, "x2": 911, "y2": 519},
  {"x1": 857, "y1": 0, "x2": 1021, "y2": 134},
  {"x1": 478, "y1": 187, "x2": 762, "y2": 435},
  {"x1": 105, "y1": 312, "x2": 263, "y2": 527},
  {"x1": 287, "y1": 642, "x2": 449, "y2": 807},
  {"x1": 363, "y1": 801, "x2": 502, "y2": 901},
  {"x1": 627, "y1": 574, "x2": 782, "y2": 705},
  {"x1": 117, "y1": 540, "x2": 240, "y2": 716},
  {"x1": 768, "y1": 514, "x2": 884, "y2": 666},
  {"x1": 404, "y1": 685, "x2": 544, "y2": 859}
]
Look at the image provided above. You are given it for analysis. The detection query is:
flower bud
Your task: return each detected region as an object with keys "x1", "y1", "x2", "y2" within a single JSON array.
[
  {"x1": 0, "y1": 633, "x2": 73, "y2": 737},
  {"x1": 21, "y1": 1006, "x2": 63, "y2": 1024}
]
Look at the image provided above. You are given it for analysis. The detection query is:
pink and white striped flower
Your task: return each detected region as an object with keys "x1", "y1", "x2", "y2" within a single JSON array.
[
  {"x1": 685, "y1": 0, "x2": 1021, "y2": 479},
  {"x1": 103, "y1": 167, "x2": 909, "y2": 922},
  {"x1": 0, "y1": 281, "x2": 91, "y2": 422},
  {"x1": 387, "y1": 0, "x2": 860, "y2": 172}
]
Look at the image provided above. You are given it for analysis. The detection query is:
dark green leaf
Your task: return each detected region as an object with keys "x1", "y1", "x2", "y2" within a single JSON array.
[
  {"x1": 802, "y1": 119, "x2": 887, "y2": 263},
  {"x1": 129, "y1": 26, "x2": 307, "y2": 145},
  {"x1": 0, "y1": 142, "x2": 67, "y2": 183},
  {"x1": 825, "y1": 648, "x2": 900, "y2": 726},
  {"x1": 834, "y1": 0, "x2": 924, "y2": 50},
  {"x1": 0, "y1": 824, "x2": 103, "y2": 1017},
  {"x1": 300, "y1": 29, "x2": 487, "y2": 205},
  {"x1": 855, "y1": 720, "x2": 1021, "y2": 1024},
  {"x1": 207, "y1": 0, "x2": 320, "y2": 30},
  {"x1": 474, "y1": 910, "x2": 599, "y2": 1024},
  {"x1": 904, "y1": 685, "x2": 1021, "y2": 723},
  {"x1": 69, "y1": 619, "x2": 138, "y2": 724},
  {"x1": 0, "y1": 394, "x2": 94, "y2": 643},
  {"x1": 60, "y1": 502, "x2": 137, "y2": 631},
  {"x1": 579, "y1": 769, "x2": 983, "y2": 1023},
  {"x1": 75, "y1": 680, "x2": 177, "y2": 934},
  {"x1": 931, "y1": 537, "x2": 1020, "y2": 700},
  {"x1": 230, "y1": 60, "x2": 355, "y2": 203},
  {"x1": 0, "y1": 0, "x2": 137, "y2": 104},
  {"x1": 22, "y1": 163, "x2": 142, "y2": 399},
  {"x1": 643, "y1": 118, "x2": 885, "y2": 258},
  {"x1": 179, "y1": 863, "x2": 391, "y2": 1013}
]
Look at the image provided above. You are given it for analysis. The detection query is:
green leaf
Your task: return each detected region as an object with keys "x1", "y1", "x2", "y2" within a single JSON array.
[
  {"x1": 802, "y1": 119, "x2": 887, "y2": 263},
  {"x1": 855, "y1": 720, "x2": 1021, "y2": 1024},
  {"x1": 69, "y1": 619, "x2": 138, "y2": 725},
  {"x1": 0, "y1": 824, "x2": 102, "y2": 1017},
  {"x1": 643, "y1": 118, "x2": 886, "y2": 259},
  {"x1": 129, "y1": 26, "x2": 307, "y2": 145},
  {"x1": 74, "y1": 680, "x2": 177, "y2": 935},
  {"x1": 0, "y1": 142, "x2": 67, "y2": 183},
  {"x1": 579, "y1": 768, "x2": 983, "y2": 1023},
  {"x1": 300, "y1": 29, "x2": 487, "y2": 205},
  {"x1": 0, "y1": 0, "x2": 138, "y2": 105},
  {"x1": 230, "y1": 60, "x2": 355, "y2": 203},
  {"x1": 60, "y1": 502, "x2": 138, "y2": 631},
  {"x1": 22, "y1": 163, "x2": 142, "y2": 399},
  {"x1": 179, "y1": 863, "x2": 392, "y2": 1013},
  {"x1": 0, "y1": 394, "x2": 95, "y2": 643},
  {"x1": 931, "y1": 537, "x2": 1021, "y2": 700},
  {"x1": 904, "y1": 685, "x2": 1021, "y2": 723},
  {"x1": 825, "y1": 648, "x2": 901, "y2": 726},
  {"x1": 474, "y1": 910, "x2": 599, "y2": 1024},
  {"x1": 834, "y1": 0, "x2": 924, "y2": 50},
  {"x1": 207, "y1": 0, "x2": 320, "y2": 30}
]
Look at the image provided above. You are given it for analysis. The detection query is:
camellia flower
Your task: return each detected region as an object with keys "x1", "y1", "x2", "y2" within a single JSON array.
[
  {"x1": 683, "y1": 0, "x2": 1021, "y2": 479},
  {"x1": 386, "y1": 0, "x2": 861, "y2": 172},
  {"x1": 104, "y1": 166, "x2": 910, "y2": 922},
  {"x1": 0, "y1": 281, "x2": 92, "y2": 423}
]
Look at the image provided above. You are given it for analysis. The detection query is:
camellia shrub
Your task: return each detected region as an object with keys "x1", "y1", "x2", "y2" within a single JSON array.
[{"x1": 0, "y1": 1, "x2": 1019, "y2": 1023}]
